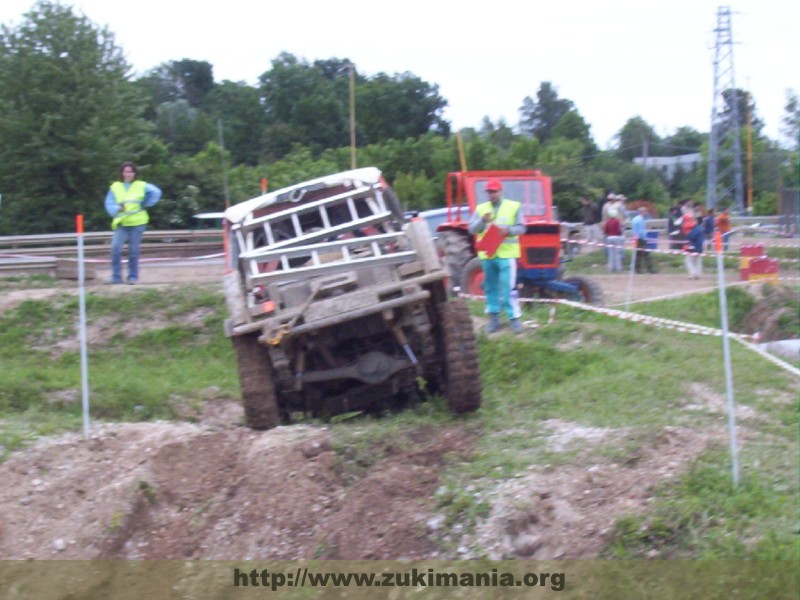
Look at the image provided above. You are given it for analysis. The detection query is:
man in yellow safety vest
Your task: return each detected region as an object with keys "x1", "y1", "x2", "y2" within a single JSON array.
[
  {"x1": 467, "y1": 179, "x2": 525, "y2": 333},
  {"x1": 104, "y1": 161, "x2": 162, "y2": 284}
]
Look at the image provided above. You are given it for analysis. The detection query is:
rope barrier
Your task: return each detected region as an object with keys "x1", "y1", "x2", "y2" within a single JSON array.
[
  {"x1": 561, "y1": 236, "x2": 799, "y2": 262},
  {"x1": 459, "y1": 291, "x2": 800, "y2": 378}
]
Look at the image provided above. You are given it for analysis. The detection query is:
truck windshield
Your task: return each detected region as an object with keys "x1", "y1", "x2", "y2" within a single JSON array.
[{"x1": 475, "y1": 179, "x2": 546, "y2": 217}]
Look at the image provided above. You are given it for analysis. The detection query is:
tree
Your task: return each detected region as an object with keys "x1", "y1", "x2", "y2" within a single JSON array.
[
  {"x1": 662, "y1": 126, "x2": 705, "y2": 156},
  {"x1": 719, "y1": 88, "x2": 764, "y2": 138},
  {"x1": 552, "y1": 111, "x2": 597, "y2": 157},
  {"x1": 356, "y1": 72, "x2": 449, "y2": 143},
  {"x1": 0, "y1": 1, "x2": 155, "y2": 234},
  {"x1": 137, "y1": 59, "x2": 215, "y2": 110},
  {"x1": 615, "y1": 117, "x2": 661, "y2": 161},
  {"x1": 780, "y1": 88, "x2": 799, "y2": 150},
  {"x1": 479, "y1": 117, "x2": 515, "y2": 150},
  {"x1": 204, "y1": 80, "x2": 267, "y2": 165},
  {"x1": 519, "y1": 82, "x2": 575, "y2": 142},
  {"x1": 258, "y1": 53, "x2": 351, "y2": 158},
  {"x1": 154, "y1": 99, "x2": 215, "y2": 155}
]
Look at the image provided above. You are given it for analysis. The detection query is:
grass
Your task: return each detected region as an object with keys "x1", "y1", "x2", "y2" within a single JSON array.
[{"x1": 0, "y1": 275, "x2": 797, "y2": 560}]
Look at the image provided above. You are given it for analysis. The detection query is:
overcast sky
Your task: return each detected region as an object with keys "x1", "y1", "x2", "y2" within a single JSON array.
[{"x1": 2, "y1": 0, "x2": 798, "y2": 149}]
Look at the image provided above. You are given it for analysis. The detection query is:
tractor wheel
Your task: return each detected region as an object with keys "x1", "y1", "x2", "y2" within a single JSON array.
[
  {"x1": 562, "y1": 275, "x2": 604, "y2": 305},
  {"x1": 437, "y1": 300, "x2": 482, "y2": 414},
  {"x1": 460, "y1": 257, "x2": 485, "y2": 298},
  {"x1": 437, "y1": 230, "x2": 474, "y2": 292},
  {"x1": 231, "y1": 333, "x2": 280, "y2": 430}
]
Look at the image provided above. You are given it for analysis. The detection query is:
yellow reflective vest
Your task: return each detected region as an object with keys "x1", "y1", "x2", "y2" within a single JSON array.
[
  {"x1": 110, "y1": 181, "x2": 149, "y2": 228},
  {"x1": 475, "y1": 199, "x2": 522, "y2": 259}
]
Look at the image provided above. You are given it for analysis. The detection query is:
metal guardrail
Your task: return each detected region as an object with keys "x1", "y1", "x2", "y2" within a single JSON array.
[{"x1": 0, "y1": 229, "x2": 224, "y2": 275}]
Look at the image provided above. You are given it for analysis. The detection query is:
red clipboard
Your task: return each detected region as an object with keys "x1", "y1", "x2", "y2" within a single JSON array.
[{"x1": 475, "y1": 223, "x2": 505, "y2": 258}]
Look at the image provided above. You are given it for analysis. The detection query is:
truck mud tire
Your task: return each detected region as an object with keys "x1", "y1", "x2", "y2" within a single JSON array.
[
  {"x1": 437, "y1": 230, "x2": 474, "y2": 292},
  {"x1": 232, "y1": 333, "x2": 280, "y2": 430},
  {"x1": 460, "y1": 256, "x2": 485, "y2": 298},
  {"x1": 438, "y1": 300, "x2": 482, "y2": 414},
  {"x1": 563, "y1": 275, "x2": 603, "y2": 305}
]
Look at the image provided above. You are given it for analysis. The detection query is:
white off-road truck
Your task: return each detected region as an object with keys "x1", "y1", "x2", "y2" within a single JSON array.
[{"x1": 222, "y1": 167, "x2": 481, "y2": 429}]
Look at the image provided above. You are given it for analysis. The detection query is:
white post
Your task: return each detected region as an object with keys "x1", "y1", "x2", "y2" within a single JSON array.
[
  {"x1": 77, "y1": 215, "x2": 91, "y2": 439},
  {"x1": 715, "y1": 232, "x2": 740, "y2": 487}
]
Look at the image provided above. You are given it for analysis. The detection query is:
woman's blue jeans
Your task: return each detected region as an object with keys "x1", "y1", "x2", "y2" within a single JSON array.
[{"x1": 110, "y1": 225, "x2": 146, "y2": 283}]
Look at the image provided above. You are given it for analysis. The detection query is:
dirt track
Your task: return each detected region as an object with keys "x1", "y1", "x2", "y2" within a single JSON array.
[{"x1": 0, "y1": 258, "x2": 793, "y2": 560}]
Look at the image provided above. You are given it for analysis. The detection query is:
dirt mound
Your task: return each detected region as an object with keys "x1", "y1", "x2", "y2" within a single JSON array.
[
  {"x1": 741, "y1": 284, "x2": 799, "y2": 342},
  {"x1": 0, "y1": 404, "x2": 475, "y2": 560}
]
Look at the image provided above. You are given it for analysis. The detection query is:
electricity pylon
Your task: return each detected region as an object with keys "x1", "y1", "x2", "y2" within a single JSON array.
[{"x1": 706, "y1": 6, "x2": 745, "y2": 214}]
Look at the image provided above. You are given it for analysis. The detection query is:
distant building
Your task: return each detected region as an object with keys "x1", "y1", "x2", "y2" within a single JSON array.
[{"x1": 633, "y1": 153, "x2": 702, "y2": 181}]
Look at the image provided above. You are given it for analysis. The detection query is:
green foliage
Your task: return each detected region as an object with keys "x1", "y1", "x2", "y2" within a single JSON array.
[
  {"x1": 519, "y1": 82, "x2": 575, "y2": 142},
  {"x1": 0, "y1": 1, "x2": 156, "y2": 234},
  {"x1": 752, "y1": 191, "x2": 778, "y2": 215},
  {"x1": 607, "y1": 449, "x2": 798, "y2": 559},
  {"x1": 0, "y1": 10, "x2": 790, "y2": 235},
  {"x1": 631, "y1": 286, "x2": 757, "y2": 331},
  {"x1": 0, "y1": 282, "x2": 795, "y2": 560}
]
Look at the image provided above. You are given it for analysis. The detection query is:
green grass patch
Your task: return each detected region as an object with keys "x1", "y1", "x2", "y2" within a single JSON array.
[
  {"x1": 606, "y1": 447, "x2": 799, "y2": 559},
  {"x1": 0, "y1": 282, "x2": 796, "y2": 560}
]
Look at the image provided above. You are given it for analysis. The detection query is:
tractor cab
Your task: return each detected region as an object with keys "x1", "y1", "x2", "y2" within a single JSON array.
[{"x1": 435, "y1": 170, "x2": 602, "y2": 305}]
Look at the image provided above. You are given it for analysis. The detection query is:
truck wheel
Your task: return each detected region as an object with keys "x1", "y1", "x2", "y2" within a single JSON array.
[
  {"x1": 563, "y1": 276, "x2": 603, "y2": 305},
  {"x1": 438, "y1": 300, "x2": 482, "y2": 414},
  {"x1": 437, "y1": 230, "x2": 474, "y2": 292},
  {"x1": 460, "y1": 257, "x2": 485, "y2": 297},
  {"x1": 231, "y1": 333, "x2": 280, "y2": 430}
]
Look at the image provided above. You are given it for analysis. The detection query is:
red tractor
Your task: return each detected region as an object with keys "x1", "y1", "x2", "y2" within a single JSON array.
[{"x1": 435, "y1": 170, "x2": 603, "y2": 304}]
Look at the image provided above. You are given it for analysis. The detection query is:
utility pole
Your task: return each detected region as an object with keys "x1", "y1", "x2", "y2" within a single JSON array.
[
  {"x1": 706, "y1": 6, "x2": 745, "y2": 214},
  {"x1": 349, "y1": 63, "x2": 357, "y2": 169}
]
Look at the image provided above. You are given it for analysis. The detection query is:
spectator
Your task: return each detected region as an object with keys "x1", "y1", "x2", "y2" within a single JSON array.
[
  {"x1": 104, "y1": 161, "x2": 162, "y2": 285},
  {"x1": 580, "y1": 197, "x2": 603, "y2": 251},
  {"x1": 667, "y1": 202, "x2": 684, "y2": 251},
  {"x1": 716, "y1": 207, "x2": 732, "y2": 251},
  {"x1": 468, "y1": 180, "x2": 525, "y2": 334},
  {"x1": 603, "y1": 208, "x2": 624, "y2": 272},
  {"x1": 702, "y1": 208, "x2": 715, "y2": 251},
  {"x1": 685, "y1": 220, "x2": 705, "y2": 279},
  {"x1": 631, "y1": 206, "x2": 656, "y2": 274},
  {"x1": 680, "y1": 203, "x2": 697, "y2": 239}
]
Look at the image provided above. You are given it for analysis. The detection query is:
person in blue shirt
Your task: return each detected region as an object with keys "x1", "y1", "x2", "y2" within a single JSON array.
[
  {"x1": 104, "y1": 161, "x2": 162, "y2": 284},
  {"x1": 702, "y1": 208, "x2": 715, "y2": 251},
  {"x1": 630, "y1": 207, "x2": 656, "y2": 274},
  {"x1": 685, "y1": 221, "x2": 705, "y2": 279}
]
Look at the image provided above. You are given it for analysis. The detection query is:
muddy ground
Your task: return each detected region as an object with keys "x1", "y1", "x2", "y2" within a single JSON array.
[{"x1": 0, "y1": 258, "x2": 794, "y2": 560}]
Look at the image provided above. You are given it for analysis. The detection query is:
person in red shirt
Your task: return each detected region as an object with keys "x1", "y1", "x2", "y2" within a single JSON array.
[
  {"x1": 603, "y1": 209, "x2": 624, "y2": 272},
  {"x1": 716, "y1": 208, "x2": 732, "y2": 251}
]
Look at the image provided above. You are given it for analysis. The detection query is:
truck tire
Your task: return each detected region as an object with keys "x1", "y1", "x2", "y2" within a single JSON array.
[
  {"x1": 437, "y1": 230, "x2": 474, "y2": 292},
  {"x1": 231, "y1": 333, "x2": 280, "y2": 430},
  {"x1": 562, "y1": 275, "x2": 603, "y2": 305},
  {"x1": 460, "y1": 257, "x2": 485, "y2": 297},
  {"x1": 438, "y1": 300, "x2": 482, "y2": 414}
]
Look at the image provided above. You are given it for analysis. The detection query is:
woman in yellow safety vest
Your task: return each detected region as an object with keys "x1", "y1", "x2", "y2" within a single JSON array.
[
  {"x1": 467, "y1": 179, "x2": 525, "y2": 334},
  {"x1": 104, "y1": 161, "x2": 162, "y2": 284}
]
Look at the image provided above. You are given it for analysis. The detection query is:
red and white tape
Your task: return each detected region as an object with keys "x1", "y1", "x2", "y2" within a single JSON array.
[{"x1": 460, "y1": 291, "x2": 800, "y2": 378}]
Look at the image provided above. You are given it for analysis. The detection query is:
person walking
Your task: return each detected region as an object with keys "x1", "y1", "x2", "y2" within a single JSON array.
[
  {"x1": 603, "y1": 208, "x2": 624, "y2": 272},
  {"x1": 684, "y1": 220, "x2": 705, "y2": 279},
  {"x1": 580, "y1": 196, "x2": 603, "y2": 251},
  {"x1": 716, "y1": 207, "x2": 732, "y2": 251},
  {"x1": 468, "y1": 179, "x2": 525, "y2": 334},
  {"x1": 104, "y1": 161, "x2": 162, "y2": 284},
  {"x1": 631, "y1": 206, "x2": 656, "y2": 274}
]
